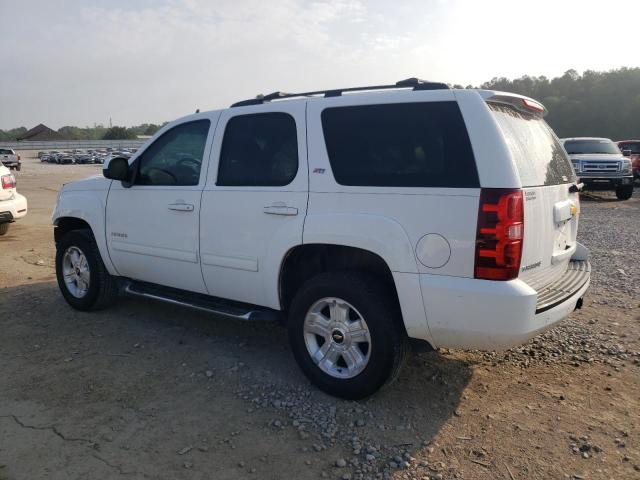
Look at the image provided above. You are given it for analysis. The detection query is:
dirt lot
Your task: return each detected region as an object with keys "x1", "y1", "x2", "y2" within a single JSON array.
[{"x1": 1, "y1": 152, "x2": 638, "y2": 480}]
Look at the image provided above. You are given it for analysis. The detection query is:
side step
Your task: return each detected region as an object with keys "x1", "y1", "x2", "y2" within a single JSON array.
[{"x1": 123, "y1": 281, "x2": 282, "y2": 322}]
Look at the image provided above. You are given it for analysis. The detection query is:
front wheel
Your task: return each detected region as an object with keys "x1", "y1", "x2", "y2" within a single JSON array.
[
  {"x1": 0, "y1": 223, "x2": 9, "y2": 236},
  {"x1": 55, "y1": 229, "x2": 119, "y2": 310},
  {"x1": 615, "y1": 185, "x2": 633, "y2": 200},
  {"x1": 288, "y1": 271, "x2": 408, "y2": 400}
]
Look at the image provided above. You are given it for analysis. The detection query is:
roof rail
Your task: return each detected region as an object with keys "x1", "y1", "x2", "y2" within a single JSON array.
[{"x1": 230, "y1": 78, "x2": 449, "y2": 107}]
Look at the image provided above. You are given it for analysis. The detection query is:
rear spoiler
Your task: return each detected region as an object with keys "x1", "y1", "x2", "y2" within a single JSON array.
[{"x1": 477, "y1": 90, "x2": 548, "y2": 117}]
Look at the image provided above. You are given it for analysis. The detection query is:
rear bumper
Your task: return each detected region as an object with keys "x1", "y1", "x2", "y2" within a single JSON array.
[
  {"x1": 417, "y1": 260, "x2": 591, "y2": 350},
  {"x1": 0, "y1": 193, "x2": 28, "y2": 222}
]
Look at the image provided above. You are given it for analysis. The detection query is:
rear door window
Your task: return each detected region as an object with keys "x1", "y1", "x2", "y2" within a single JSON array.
[
  {"x1": 489, "y1": 103, "x2": 575, "y2": 187},
  {"x1": 217, "y1": 113, "x2": 298, "y2": 187},
  {"x1": 321, "y1": 102, "x2": 479, "y2": 188}
]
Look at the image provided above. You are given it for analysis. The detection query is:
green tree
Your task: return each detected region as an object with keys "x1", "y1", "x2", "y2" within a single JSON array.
[{"x1": 102, "y1": 126, "x2": 136, "y2": 140}]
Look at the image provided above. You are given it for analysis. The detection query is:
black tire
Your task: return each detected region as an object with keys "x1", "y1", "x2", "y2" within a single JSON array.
[
  {"x1": 0, "y1": 223, "x2": 9, "y2": 236},
  {"x1": 615, "y1": 185, "x2": 633, "y2": 200},
  {"x1": 15, "y1": 164, "x2": 21, "y2": 171},
  {"x1": 288, "y1": 271, "x2": 408, "y2": 400},
  {"x1": 55, "y1": 229, "x2": 119, "y2": 311}
]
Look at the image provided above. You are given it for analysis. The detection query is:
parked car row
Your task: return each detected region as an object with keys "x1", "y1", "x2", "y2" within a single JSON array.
[{"x1": 38, "y1": 148, "x2": 136, "y2": 165}]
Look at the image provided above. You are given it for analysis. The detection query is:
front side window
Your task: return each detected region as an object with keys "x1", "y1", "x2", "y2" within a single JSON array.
[
  {"x1": 135, "y1": 120, "x2": 210, "y2": 186},
  {"x1": 321, "y1": 102, "x2": 479, "y2": 188},
  {"x1": 217, "y1": 113, "x2": 298, "y2": 187}
]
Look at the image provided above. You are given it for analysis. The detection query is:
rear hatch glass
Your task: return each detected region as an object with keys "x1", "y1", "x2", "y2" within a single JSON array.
[
  {"x1": 489, "y1": 103, "x2": 575, "y2": 187},
  {"x1": 489, "y1": 102, "x2": 579, "y2": 292}
]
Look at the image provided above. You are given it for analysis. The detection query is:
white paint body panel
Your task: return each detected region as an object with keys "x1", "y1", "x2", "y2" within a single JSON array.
[
  {"x1": 0, "y1": 192, "x2": 28, "y2": 219},
  {"x1": 199, "y1": 102, "x2": 308, "y2": 308},
  {"x1": 104, "y1": 111, "x2": 220, "y2": 293}
]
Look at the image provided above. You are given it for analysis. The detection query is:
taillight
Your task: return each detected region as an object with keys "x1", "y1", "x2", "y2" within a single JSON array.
[
  {"x1": 17, "y1": 154, "x2": 21, "y2": 161},
  {"x1": 474, "y1": 188, "x2": 524, "y2": 281},
  {"x1": 1, "y1": 174, "x2": 16, "y2": 189}
]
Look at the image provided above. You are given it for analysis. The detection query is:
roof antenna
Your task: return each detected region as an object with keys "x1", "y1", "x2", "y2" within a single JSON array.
[{"x1": 195, "y1": 108, "x2": 200, "y2": 113}]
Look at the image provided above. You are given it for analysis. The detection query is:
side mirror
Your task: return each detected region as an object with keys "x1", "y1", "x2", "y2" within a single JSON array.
[
  {"x1": 622, "y1": 149, "x2": 632, "y2": 157},
  {"x1": 103, "y1": 157, "x2": 130, "y2": 182}
]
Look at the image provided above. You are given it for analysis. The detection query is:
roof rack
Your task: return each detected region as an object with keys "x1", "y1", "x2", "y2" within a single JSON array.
[{"x1": 230, "y1": 78, "x2": 449, "y2": 107}]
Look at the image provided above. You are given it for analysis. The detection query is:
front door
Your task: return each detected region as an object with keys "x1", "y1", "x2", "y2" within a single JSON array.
[
  {"x1": 200, "y1": 104, "x2": 308, "y2": 308},
  {"x1": 106, "y1": 116, "x2": 217, "y2": 293}
]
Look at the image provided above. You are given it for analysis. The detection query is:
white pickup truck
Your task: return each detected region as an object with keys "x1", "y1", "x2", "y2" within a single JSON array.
[
  {"x1": 52, "y1": 79, "x2": 591, "y2": 398},
  {"x1": 0, "y1": 162, "x2": 28, "y2": 235}
]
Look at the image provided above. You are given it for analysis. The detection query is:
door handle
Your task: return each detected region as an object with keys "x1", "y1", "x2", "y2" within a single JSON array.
[
  {"x1": 168, "y1": 203, "x2": 194, "y2": 212},
  {"x1": 263, "y1": 204, "x2": 298, "y2": 216}
]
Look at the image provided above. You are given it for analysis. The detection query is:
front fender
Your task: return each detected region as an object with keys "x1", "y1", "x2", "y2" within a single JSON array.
[{"x1": 52, "y1": 190, "x2": 117, "y2": 275}]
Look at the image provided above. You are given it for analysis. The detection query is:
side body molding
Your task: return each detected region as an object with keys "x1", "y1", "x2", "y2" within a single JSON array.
[{"x1": 52, "y1": 189, "x2": 117, "y2": 275}]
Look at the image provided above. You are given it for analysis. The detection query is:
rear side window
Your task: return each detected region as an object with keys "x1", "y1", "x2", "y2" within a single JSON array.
[
  {"x1": 321, "y1": 102, "x2": 479, "y2": 188},
  {"x1": 489, "y1": 103, "x2": 575, "y2": 187},
  {"x1": 217, "y1": 113, "x2": 298, "y2": 187}
]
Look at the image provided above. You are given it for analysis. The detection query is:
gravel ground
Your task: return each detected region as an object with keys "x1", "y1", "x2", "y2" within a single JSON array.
[{"x1": 0, "y1": 154, "x2": 638, "y2": 480}]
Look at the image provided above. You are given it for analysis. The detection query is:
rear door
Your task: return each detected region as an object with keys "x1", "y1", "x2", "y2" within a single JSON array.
[
  {"x1": 488, "y1": 102, "x2": 578, "y2": 290},
  {"x1": 199, "y1": 103, "x2": 308, "y2": 309}
]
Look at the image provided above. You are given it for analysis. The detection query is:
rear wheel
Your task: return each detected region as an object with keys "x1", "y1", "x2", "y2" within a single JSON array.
[
  {"x1": 615, "y1": 185, "x2": 633, "y2": 200},
  {"x1": 0, "y1": 223, "x2": 9, "y2": 236},
  {"x1": 55, "y1": 229, "x2": 119, "y2": 310},
  {"x1": 288, "y1": 271, "x2": 408, "y2": 399},
  {"x1": 15, "y1": 164, "x2": 21, "y2": 171}
]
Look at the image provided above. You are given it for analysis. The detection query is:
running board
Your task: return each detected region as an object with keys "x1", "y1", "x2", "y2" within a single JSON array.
[{"x1": 123, "y1": 281, "x2": 282, "y2": 322}]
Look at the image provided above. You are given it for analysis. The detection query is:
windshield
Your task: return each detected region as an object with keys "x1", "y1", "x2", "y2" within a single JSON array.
[
  {"x1": 618, "y1": 142, "x2": 640, "y2": 154},
  {"x1": 489, "y1": 103, "x2": 575, "y2": 187},
  {"x1": 563, "y1": 139, "x2": 620, "y2": 155}
]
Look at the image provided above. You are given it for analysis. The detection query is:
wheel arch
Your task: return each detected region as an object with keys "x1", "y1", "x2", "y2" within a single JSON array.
[{"x1": 53, "y1": 192, "x2": 117, "y2": 275}]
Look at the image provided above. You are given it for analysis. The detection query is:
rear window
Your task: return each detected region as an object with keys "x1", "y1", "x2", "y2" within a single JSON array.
[
  {"x1": 321, "y1": 102, "x2": 479, "y2": 188},
  {"x1": 0, "y1": 149, "x2": 14, "y2": 155},
  {"x1": 564, "y1": 139, "x2": 620, "y2": 155},
  {"x1": 489, "y1": 103, "x2": 575, "y2": 187}
]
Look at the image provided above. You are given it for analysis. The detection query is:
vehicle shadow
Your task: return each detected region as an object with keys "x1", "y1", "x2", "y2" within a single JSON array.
[{"x1": 0, "y1": 281, "x2": 472, "y2": 477}]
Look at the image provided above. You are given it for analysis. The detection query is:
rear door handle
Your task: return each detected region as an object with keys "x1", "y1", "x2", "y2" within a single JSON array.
[
  {"x1": 263, "y1": 204, "x2": 298, "y2": 216},
  {"x1": 168, "y1": 203, "x2": 194, "y2": 212}
]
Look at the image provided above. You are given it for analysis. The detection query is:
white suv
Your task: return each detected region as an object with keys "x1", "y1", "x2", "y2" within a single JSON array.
[{"x1": 53, "y1": 79, "x2": 591, "y2": 399}]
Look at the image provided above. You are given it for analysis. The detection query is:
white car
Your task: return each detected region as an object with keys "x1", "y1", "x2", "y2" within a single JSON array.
[
  {"x1": 52, "y1": 79, "x2": 591, "y2": 399},
  {"x1": 0, "y1": 162, "x2": 28, "y2": 235}
]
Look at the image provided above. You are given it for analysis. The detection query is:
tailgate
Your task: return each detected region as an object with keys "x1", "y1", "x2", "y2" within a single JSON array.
[
  {"x1": 488, "y1": 100, "x2": 578, "y2": 291},
  {"x1": 520, "y1": 184, "x2": 580, "y2": 290}
]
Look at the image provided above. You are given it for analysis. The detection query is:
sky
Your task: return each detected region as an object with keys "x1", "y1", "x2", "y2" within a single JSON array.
[{"x1": 0, "y1": 0, "x2": 638, "y2": 129}]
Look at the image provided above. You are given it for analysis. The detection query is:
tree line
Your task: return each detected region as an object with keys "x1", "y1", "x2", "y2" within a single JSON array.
[
  {"x1": 0, "y1": 123, "x2": 165, "y2": 142},
  {"x1": 470, "y1": 67, "x2": 640, "y2": 139},
  {"x1": 1, "y1": 67, "x2": 639, "y2": 141}
]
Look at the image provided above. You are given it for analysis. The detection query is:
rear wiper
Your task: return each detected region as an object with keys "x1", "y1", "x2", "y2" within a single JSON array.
[{"x1": 569, "y1": 182, "x2": 584, "y2": 193}]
